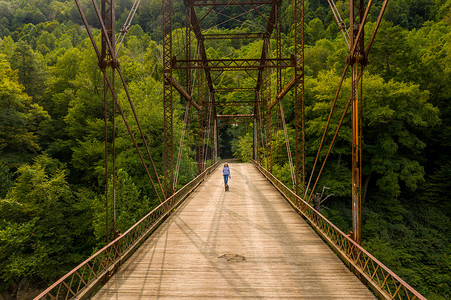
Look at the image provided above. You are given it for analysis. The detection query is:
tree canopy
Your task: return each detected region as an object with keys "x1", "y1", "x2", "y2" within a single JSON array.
[{"x1": 0, "y1": 0, "x2": 449, "y2": 299}]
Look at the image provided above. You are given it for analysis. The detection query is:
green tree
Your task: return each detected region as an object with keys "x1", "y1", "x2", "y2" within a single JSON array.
[
  {"x1": 8, "y1": 41, "x2": 48, "y2": 103},
  {"x1": 0, "y1": 53, "x2": 50, "y2": 167},
  {"x1": 0, "y1": 162, "x2": 13, "y2": 198},
  {"x1": 91, "y1": 169, "x2": 151, "y2": 243},
  {"x1": 0, "y1": 155, "x2": 92, "y2": 294}
]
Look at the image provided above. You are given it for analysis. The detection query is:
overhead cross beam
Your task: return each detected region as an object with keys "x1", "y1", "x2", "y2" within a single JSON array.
[
  {"x1": 184, "y1": 0, "x2": 214, "y2": 93},
  {"x1": 217, "y1": 114, "x2": 255, "y2": 118},
  {"x1": 203, "y1": 32, "x2": 265, "y2": 39},
  {"x1": 174, "y1": 58, "x2": 294, "y2": 70},
  {"x1": 192, "y1": 0, "x2": 272, "y2": 5},
  {"x1": 267, "y1": 74, "x2": 302, "y2": 110},
  {"x1": 255, "y1": 0, "x2": 281, "y2": 92},
  {"x1": 166, "y1": 76, "x2": 202, "y2": 111}
]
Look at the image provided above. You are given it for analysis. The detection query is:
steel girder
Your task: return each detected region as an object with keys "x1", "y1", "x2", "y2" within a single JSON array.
[
  {"x1": 192, "y1": 0, "x2": 272, "y2": 5},
  {"x1": 176, "y1": 0, "x2": 295, "y2": 185},
  {"x1": 294, "y1": 0, "x2": 305, "y2": 197},
  {"x1": 203, "y1": 33, "x2": 265, "y2": 39},
  {"x1": 173, "y1": 58, "x2": 294, "y2": 70},
  {"x1": 163, "y1": 0, "x2": 174, "y2": 197},
  {"x1": 205, "y1": 101, "x2": 261, "y2": 106},
  {"x1": 101, "y1": 0, "x2": 115, "y2": 244},
  {"x1": 350, "y1": 0, "x2": 364, "y2": 245}
]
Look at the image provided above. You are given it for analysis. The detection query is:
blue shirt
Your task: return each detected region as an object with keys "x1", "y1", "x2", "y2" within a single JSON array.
[{"x1": 222, "y1": 166, "x2": 230, "y2": 176}]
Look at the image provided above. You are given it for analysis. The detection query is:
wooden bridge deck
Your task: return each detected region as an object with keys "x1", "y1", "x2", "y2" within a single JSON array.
[{"x1": 93, "y1": 163, "x2": 375, "y2": 299}]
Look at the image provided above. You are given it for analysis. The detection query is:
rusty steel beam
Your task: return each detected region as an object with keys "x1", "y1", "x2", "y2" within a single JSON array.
[
  {"x1": 350, "y1": 0, "x2": 363, "y2": 245},
  {"x1": 215, "y1": 88, "x2": 256, "y2": 92},
  {"x1": 76, "y1": 0, "x2": 166, "y2": 206},
  {"x1": 217, "y1": 114, "x2": 255, "y2": 118},
  {"x1": 163, "y1": 0, "x2": 174, "y2": 197},
  {"x1": 192, "y1": 0, "x2": 272, "y2": 6},
  {"x1": 294, "y1": 0, "x2": 305, "y2": 197},
  {"x1": 218, "y1": 120, "x2": 248, "y2": 129},
  {"x1": 184, "y1": 0, "x2": 214, "y2": 93},
  {"x1": 100, "y1": 0, "x2": 115, "y2": 244},
  {"x1": 256, "y1": 0, "x2": 281, "y2": 92},
  {"x1": 267, "y1": 74, "x2": 302, "y2": 110},
  {"x1": 174, "y1": 58, "x2": 294, "y2": 70},
  {"x1": 204, "y1": 101, "x2": 260, "y2": 106},
  {"x1": 167, "y1": 76, "x2": 202, "y2": 111},
  {"x1": 203, "y1": 32, "x2": 265, "y2": 39}
]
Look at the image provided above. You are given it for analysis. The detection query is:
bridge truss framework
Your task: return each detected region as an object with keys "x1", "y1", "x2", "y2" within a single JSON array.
[
  {"x1": 33, "y1": 1, "x2": 428, "y2": 299},
  {"x1": 162, "y1": 0, "x2": 372, "y2": 244},
  {"x1": 74, "y1": 0, "x2": 392, "y2": 246}
]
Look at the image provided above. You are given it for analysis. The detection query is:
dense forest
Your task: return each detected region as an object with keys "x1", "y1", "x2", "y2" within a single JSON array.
[{"x1": 0, "y1": 0, "x2": 450, "y2": 299}]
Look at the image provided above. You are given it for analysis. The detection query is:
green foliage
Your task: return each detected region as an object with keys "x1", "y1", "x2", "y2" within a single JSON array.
[
  {"x1": 0, "y1": 162, "x2": 13, "y2": 198},
  {"x1": 9, "y1": 40, "x2": 49, "y2": 102},
  {"x1": 0, "y1": 1, "x2": 449, "y2": 298},
  {"x1": 91, "y1": 169, "x2": 150, "y2": 243},
  {"x1": 233, "y1": 130, "x2": 253, "y2": 162},
  {"x1": 0, "y1": 155, "x2": 93, "y2": 290},
  {"x1": 0, "y1": 53, "x2": 50, "y2": 167}
]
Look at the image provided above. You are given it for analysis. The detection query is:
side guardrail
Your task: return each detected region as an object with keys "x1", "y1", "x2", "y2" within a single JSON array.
[
  {"x1": 252, "y1": 160, "x2": 426, "y2": 300},
  {"x1": 35, "y1": 160, "x2": 220, "y2": 300}
]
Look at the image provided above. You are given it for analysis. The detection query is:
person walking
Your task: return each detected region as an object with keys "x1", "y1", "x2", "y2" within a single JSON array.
[{"x1": 222, "y1": 163, "x2": 231, "y2": 191}]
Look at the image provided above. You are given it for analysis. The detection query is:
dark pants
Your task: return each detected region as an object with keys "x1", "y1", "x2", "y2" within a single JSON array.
[{"x1": 223, "y1": 175, "x2": 229, "y2": 186}]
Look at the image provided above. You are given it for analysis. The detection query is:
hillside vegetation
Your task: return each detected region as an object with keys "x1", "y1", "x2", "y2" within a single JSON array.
[{"x1": 0, "y1": 0, "x2": 450, "y2": 299}]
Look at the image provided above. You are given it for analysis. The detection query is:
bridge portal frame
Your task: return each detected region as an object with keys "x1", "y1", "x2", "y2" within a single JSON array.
[{"x1": 163, "y1": 0, "x2": 299, "y2": 193}]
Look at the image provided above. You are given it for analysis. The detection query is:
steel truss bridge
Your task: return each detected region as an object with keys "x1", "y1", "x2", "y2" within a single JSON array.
[{"x1": 35, "y1": 0, "x2": 426, "y2": 299}]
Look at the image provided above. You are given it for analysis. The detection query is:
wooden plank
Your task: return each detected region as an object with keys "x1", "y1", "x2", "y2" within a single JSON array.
[{"x1": 93, "y1": 163, "x2": 375, "y2": 299}]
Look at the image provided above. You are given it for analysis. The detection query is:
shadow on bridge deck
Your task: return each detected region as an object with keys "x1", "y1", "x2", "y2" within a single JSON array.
[{"x1": 93, "y1": 163, "x2": 375, "y2": 299}]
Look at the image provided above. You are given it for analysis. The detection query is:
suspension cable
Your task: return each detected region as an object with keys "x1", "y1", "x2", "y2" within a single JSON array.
[
  {"x1": 173, "y1": 43, "x2": 199, "y2": 190},
  {"x1": 116, "y1": 67, "x2": 166, "y2": 200},
  {"x1": 307, "y1": 95, "x2": 353, "y2": 203},
  {"x1": 304, "y1": 62, "x2": 350, "y2": 198},
  {"x1": 78, "y1": 0, "x2": 166, "y2": 202},
  {"x1": 103, "y1": 70, "x2": 164, "y2": 203},
  {"x1": 327, "y1": 0, "x2": 350, "y2": 49},
  {"x1": 279, "y1": 101, "x2": 296, "y2": 188},
  {"x1": 305, "y1": 0, "x2": 387, "y2": 200},
  {"x1": 173, "y1": 102, "x2": 191, "y2": 192},
  {"x1": 93, "y1": 0, "x2": 166, "y2": 200},
  {"x1": 203, "y1": 104, "x2": 212, "y2": 167},
  {"x1": 116, "y1": 0, "x2": 142, "y2": 53}
]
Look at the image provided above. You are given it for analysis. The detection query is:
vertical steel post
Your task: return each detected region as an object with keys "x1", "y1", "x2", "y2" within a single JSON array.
[
  {"x1": 101, "y1": 0, "x2": 115, "y2": 243},
  {"x1": 112, "y1": 71, "x2": 117, "y2": 238},
  {"x1": 253, "y1": 117, "x2": 257, "y2": 161},
  {"x1": 214, "y1": 115, "x2": 218, "y2": 162},
  {"x1": 197, "y1": 68, "x2": 205, "y2": 173},
  {"x1": 211, "y1": 90, "x2": 217, "y2": 163},
  {"x1": 185, "y1": 5, "x2": 192, "y2": 101},
  {"x1": 210, "y1": 93, "x2": 215, "y2": 163},
  {"x1": 263, "y1": 39, "x2": 272, "y2": 172},
  {"x1": 163, "y1": 0, "x2": 173, "y2": 197},
  {"x1": 276, "y1": 3, "x2": 282, "y2": 97},
  {"x1": 258, "y1": 92, "x2": 265, "y2": 164},
  {"x1": 294, "y1": 0, "x2": 305, "y2": 197},
  {"x1": 253, "y1": 90, "x2": 258, "y2": 161},
  {"x1": 350, "y1": 0, "x2": 363, "y2": 244}
]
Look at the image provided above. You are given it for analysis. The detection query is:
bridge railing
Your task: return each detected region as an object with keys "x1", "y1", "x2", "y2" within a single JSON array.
[
  {"x1": 252, "y1": 160, "x2": 426, "y2": 300},
  {"x1": 35, "y1": 160, "x2": 220, "y2": 300}
]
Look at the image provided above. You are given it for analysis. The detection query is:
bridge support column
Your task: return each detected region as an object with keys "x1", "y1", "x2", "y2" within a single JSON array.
[
  {"x1": 350, "y1": 0, "x2": 364, "y2": 245},
  {"x1": 100, "y1": 0, "x2": 116, "y2": 244},
  {"x1": 163, "y1": 0, "x2": 174, "y2": 197},
  {"x1": 253, "y1": 117, "x2": 257, "y2": 160},
  {"x1": 294, "y1": 0, "x2": 305, "y2": 197},
  {"x1": 214, "y1": 117, "x2": 218, "y2": 162}
]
